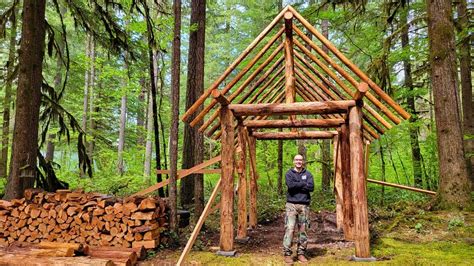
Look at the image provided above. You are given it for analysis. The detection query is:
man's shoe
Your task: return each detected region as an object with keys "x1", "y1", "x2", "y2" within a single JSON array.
[
  {"x1": 297, "y1": 254, "x2": 308, "y2": 263},
  {"x1": 284, "y1": 255, "x2": 294, "y2": 264}
]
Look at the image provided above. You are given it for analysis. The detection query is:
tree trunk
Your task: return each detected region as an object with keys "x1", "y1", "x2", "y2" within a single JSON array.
[
  {"x1": 276, "y1": 0, "x2": 284, "y2": 196},
  {"x1": 117, "y1": 94, "x2": 127, "y2": 176},
  {"x1": 144, "y1": 85, "x2": 153, "y2": 181},
  {"x1": 321, "y1": 140, "x2": 331, "y2": 190},
  {"x1": 427, "y1": 0, "x2": 471, "y2": 209},
  {"x1": 137, "y1": 79, "x2": 146, "y2": 146},
  {"x1": 320, "y1": 12, "x2": 331, "y2": 191},
  {"x1": 82, "y1": 35, "x2": 90, "y2": 133},
  {"x1": 4, "y1": 0, "x2": 46, "y2": 199},
  {"x1": 169, "y1": 0, "x2": 181, "y2": 232},
  {"x1": 0, "y1": 5, "x2": 18, "y2": 178},
  {"x1": 182, "y1": 0, "x2": 206, "y2": 215},
  {"x1": 456, "y1": 0, "x2": 473, "y2": 185},
  {"x1": 143, "y1": 4, "x2": 163, "y2": 197},
  {"x1": 379, "y1": 141, "x2": 386, "y2": 206},
  {"x1": 87, "y1": 34, "x2": 96, "y2": 167},
  {"x1": 400, "y1": 7, "x2": 423, "y2": 188}
]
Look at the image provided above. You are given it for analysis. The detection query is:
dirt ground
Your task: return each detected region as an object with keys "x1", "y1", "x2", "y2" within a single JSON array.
[
  {"x1": 143, "y1": 210, "x2": 357, "y2": 265},
  {"x1": 141, "y1": 209, "x2": 474, "y2": 265}
]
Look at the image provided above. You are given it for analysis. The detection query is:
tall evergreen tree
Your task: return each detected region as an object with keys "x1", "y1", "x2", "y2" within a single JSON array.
[
  {"x1": 169, "y1": 0, "x2": 182, "y2": 232},
  {"x1": 182, "y1": 0, "x2": 206, "y2": 217},
  {"x1": 427, "y1": 0, "x2": 471, "y2": 209},
  {"x1": 4, "y1": 0, "x2": 46, "y2": 199}
]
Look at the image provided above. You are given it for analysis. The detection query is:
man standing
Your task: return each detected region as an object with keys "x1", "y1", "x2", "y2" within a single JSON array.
[{"x1": 283, "y1": 154, "x2": 314, "y2": 264}]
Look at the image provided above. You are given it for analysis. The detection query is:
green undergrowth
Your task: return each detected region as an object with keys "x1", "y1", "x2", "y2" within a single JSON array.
[{"x1": 148, "y1": 191, "x2": 474, "y2": 265}]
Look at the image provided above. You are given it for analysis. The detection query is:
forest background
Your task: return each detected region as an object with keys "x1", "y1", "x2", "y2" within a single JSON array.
[{"x1": 0, "y1": 0, "x2": 472, "y2": 224}]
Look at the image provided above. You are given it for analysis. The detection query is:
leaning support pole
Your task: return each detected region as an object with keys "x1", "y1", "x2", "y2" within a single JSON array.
[
  {"x1": 348, "y1": 105, "x2": 372, "y2": 259},
  {"x1": 236, "y1": 122, "x2": 249, "y2": 241},
  {"x1": 177, "y1": 179, "x2": 221, "y2": 265},
  {"x1": 218, "y1": 105, "x2": 235, "y2": 255},
  {"x1": 333, "y1": 134, "x2": 344, "y2": 230},
  {"x1": 340, "y1": 124, "x2": 354, "y2": 240},
  {"x1": 247, "y1": 134, "x2": 258, "y2": 228}
]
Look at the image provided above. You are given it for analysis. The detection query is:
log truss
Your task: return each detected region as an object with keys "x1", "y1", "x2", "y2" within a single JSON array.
[{"x1": 176, "y1": 5, "x2": 411, "y2": 264}]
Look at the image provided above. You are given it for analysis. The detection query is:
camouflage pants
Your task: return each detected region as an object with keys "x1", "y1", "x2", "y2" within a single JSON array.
[{"x1": 283, "y1": 202, "x2": 310, "y2": 256}]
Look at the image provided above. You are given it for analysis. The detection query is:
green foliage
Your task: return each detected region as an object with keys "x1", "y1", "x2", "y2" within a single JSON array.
[{"x1": 448, "y1": 216, "x2": 465, "y2": 231}]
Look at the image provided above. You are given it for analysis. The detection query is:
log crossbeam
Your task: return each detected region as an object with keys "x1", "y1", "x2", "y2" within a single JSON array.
[
  {"x1": 251, "y1": 130, "x2": 337, "y2": 140},
  {"x1": 243, "y1": 118, "x2": 344, "y2": 129},
  {"x1": 229, "y1": 101, "x2": 355, "y2": 117}
]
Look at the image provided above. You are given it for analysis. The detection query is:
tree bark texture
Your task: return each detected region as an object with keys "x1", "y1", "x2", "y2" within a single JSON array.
[
  {"x1": 4, "y1": 0, "x2": 46, "y2": 199},
  {"x1": 118, "y1": 94, "x2": 127, "y2": 176},
  {"x1": 0, "y1": 5, "x2": 18, "y2": 178},
  {"x1": 427, "y1": 0, "x2": 471, "y2": 209},
  {"x1": 181, "y1": 0, "x2": 206, "y2": 216},
  {"x1": 144, "y1": 4, "x2": 163, "y2": 196},
  {"x1": 457, "y1": 0, "x2": 473, "y2": 184},
  {"x1": 169, "y1": 0, "x2": 181, "y2": 232},
  {"x1": 400, "y1": 7, "x2": 423, "y2": 188},
  {"x1": 137, "y1": 79, "x2": 146, "y2": 146},
  {"x1": 144, "y1": 88, "x2": 153, "y2": 181},
  {"x1": 87, "y1": 35, "x2": 96, "y2": 166}
]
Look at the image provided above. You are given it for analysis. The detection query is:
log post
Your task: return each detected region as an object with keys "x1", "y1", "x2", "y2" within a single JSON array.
[
  {"x1": 348, "y1": 106, "x2": 371, "y2": 259},
  {"x1": 247, "y1": 134, "x2": 258, "y2": 228},
  {"x1": 236, "y1": 122, "x2": 248, "y2": 241},
  {"x1": 333, "y1": 134, "x2": 343, "y2": 230},
  {"x1": 218, "y1": 106, "x2": 235, "y2": 254},
  {"x1": 340, "y1": 123, "x2": 354, "y2": 240},
  {"x1": 284, "y1": 11, "x2": 295, "y2": 103},
  {"x1": 284, "y1": 11, "x2": 296, "y2": 125}
]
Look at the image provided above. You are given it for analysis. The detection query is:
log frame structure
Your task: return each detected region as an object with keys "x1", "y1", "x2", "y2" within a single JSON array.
[{"x1": 148, "y1": 5, "x2": 411, "y2": 264}]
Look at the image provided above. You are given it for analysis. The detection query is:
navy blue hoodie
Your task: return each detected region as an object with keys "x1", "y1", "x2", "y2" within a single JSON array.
[{"x1": 285, "y1": 168, "x2": 314, "y2": 205}]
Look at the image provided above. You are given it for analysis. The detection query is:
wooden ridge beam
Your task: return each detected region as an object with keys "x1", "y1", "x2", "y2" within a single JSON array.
[
  {"x1": 251, "y1": 130, "x2": 337, "y2": 140},
  {"x1": 189, "y1": 27, "x2": 285, "y2": 127},
  {"x1": 182, "y1": 6, "x2": 290, "y2": 122},
  {"x1": 229, "y1": 101, "x2": 355, "y2": 117},
  {"x1": 243, "y1": 118, "x2": 345, "y2": 128},
  {"x1": 289, "y1": 6, "x2": 410, "y2": 120}
]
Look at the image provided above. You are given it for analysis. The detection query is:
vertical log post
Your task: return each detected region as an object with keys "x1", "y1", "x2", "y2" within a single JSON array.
[
  {"x1": 333, "y1": 134, "x2": 343, "y2": 230},
  {"x1": 340, "y1": 123, "x2": 354, "y2": 240},
  {"x1": 218, "y1": 105, "x2": 236, "y2": 255},
  {"x1": 284, "y1": 11, "x2": 296, "y2": 124},
  {"x1": 236, "y1": 122, "x2": 249, "y2": 242},
  {"x1": 348, "y1": 106, "x2": 373, "y2": 260},
  {"x1": 247, "y1": 134, "x2": 258, "y2": 229}
]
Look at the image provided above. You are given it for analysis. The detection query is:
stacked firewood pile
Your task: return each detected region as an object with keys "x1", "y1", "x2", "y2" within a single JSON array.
[
  {"x1": 0, "y1": 189, "x2": 167, "y2": 250},
  {"x1": 0, "y1": 241, "x2": 147, "y2": 265}
]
